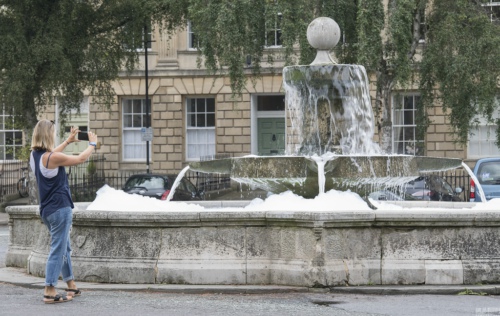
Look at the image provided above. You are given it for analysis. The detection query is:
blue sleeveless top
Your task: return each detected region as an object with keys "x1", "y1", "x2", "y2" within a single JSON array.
[{"x1": 31, "y1": 150, "x2": 74, "y2": 218}]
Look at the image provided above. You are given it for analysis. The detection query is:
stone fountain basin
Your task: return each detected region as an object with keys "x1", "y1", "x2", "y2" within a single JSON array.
[
  {"x1": 6, "y1": 201, "x2": 500, "y2": 287},
  {"x1": 190, "y1": 155, "x2": 463, "y2": 197}
]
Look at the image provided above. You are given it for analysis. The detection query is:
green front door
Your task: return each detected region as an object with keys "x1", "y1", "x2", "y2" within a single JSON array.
[{"x1": 258, "y1": 118, "x2": 285, "y2": 156}]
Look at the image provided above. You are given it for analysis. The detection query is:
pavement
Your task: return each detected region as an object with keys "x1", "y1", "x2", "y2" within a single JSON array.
[
  {"x1": 2, "y1": 197, "x2": 500, "y2": 296},
  {"x1": 0, "y1": 266, "x2": 499, "y2": 295}
]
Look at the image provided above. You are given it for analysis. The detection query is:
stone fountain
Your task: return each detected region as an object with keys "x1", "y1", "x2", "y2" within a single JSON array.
[
  {"x1": 7, "y1": 18, "x2": 499, "y2": 289},
  {"x1": 190, "y1": 17, "x2": 461, "y2": 199}
]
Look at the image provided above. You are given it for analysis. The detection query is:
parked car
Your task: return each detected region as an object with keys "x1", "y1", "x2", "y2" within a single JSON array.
[
  {"x1": 403, "y1": 175, "x2": 463, "y2": 201},
  {"x1": 368, "y1": 175, "x2": 463, "y2": 202},
  {"x1": 122, "y1": 174, "x2": 204, "y2": 201},
  {"x1": 470, "y1": 158, "x2": 500, "y2": 202}
]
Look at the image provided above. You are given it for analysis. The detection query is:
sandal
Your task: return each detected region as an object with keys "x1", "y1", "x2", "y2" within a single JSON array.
[
  {"x1": 43, "y1": 294, "x2": 72, "y2": 304},
  {"x1": 65, "y1": 288, "x2": 82, "y2": 297}
]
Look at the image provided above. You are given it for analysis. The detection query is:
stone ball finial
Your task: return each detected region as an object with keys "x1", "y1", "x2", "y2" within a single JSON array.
[{"x1": 307, "y1": 17, "x2": 340, "y2": 65}]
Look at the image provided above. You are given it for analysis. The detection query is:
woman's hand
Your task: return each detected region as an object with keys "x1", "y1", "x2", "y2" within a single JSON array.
[
  {"x1": 66, "y1": 126, "x2": 80, "y2": 144},
  {"x1": 88, "y1": 131, "x2": 98, "y2": 143}
]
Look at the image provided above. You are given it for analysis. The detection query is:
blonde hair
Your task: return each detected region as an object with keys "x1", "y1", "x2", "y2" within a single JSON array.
[{"x1": 31, "y1": 120, "x2": 55, "y2": 151}]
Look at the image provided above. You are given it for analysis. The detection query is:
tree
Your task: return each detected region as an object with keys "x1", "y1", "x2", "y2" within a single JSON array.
[
  {"x1": 421, "y1": 0, "x2": 500, "y2": 146},
  {"x1": 0, "y1": 0, "x2": 187, "y2": 132}
]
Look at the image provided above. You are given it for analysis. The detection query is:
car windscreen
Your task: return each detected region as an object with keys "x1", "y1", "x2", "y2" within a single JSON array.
[
  {"x1": 124, "y1": 176, "x2": 167, "y2": 190},
  {"x1": 477, "y1": 162, "x2": 500, "y2": 185}
]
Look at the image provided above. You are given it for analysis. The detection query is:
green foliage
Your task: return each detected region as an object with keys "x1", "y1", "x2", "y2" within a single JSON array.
[
  {"x1": 386, "y1": 0, "x2": 418, "y2": 86},
  {"x1": 87, "y1": 160, "x2": 97, "y2": 175},
  {"x1": 458, "y1": 288, "x2": 488, "y2": 296},
  {"x1": 0, "y1": 0, "x2": 186, "y2": 129},
  {"x1": 356, "y1": 0, "x2": 384, "y2": 70},
  {"x1": 420, "y1": 0, "x2": 500, "y2": 145}
]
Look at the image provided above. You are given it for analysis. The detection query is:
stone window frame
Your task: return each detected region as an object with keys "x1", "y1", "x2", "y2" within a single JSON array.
[
  {"x1": 265, "y1": 12, "x2": 283, "y2": 48},
  {"x1": 391, "y1": 93, "x2": 425, "y2": 155},
  {"x1": 468, "y1": 104, "x2": 500, "y2": 159},
  {"x1": 185, "y1": 97, "x2": 216, "y2": 161},
  {"x1": 187, "y1": 20, "x2": 198, "y2": 50},
  {"x1": 122, "y1": 98, "x2": 151, "y2": 162},
  {"x1": 0, "y1": 104, "x2": 23, "y2": 160}
]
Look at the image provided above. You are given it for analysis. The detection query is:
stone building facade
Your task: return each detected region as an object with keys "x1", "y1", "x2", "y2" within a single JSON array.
[{"x1": 43, "y1": 22, "x2": 495, "y2": 174}]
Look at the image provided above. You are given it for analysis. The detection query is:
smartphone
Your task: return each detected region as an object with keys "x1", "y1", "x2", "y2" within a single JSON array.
[{"x1": 77, "y1": 132, "x2": 89, "y2": 141}]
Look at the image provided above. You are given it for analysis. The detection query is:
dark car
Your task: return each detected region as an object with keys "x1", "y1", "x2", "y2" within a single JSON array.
[
  {"x1": 470, "y1": 158, "x2": 500, "y2": 202},
  {"x1": 122, "y1": 174, "x2": 204, "y2": 201},
  {"x1": 403, "y1": 175, "x2": 463, "y2": 201}
]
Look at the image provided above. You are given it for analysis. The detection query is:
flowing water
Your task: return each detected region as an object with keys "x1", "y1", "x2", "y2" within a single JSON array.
[
  {"x1": 461, "y1": 162, "x2": 486, "y2": 202},
  {"x1": 166, "y1": 165, "x2": 191, "y2": 202},
  {"x1": 283, "y1": 65, "x2": 382, "y2": 156}
]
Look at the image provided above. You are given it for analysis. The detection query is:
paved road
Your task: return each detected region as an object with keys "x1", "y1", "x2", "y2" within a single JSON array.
[
  {"x1": 0, "y1": 224, "x2": 7, "y2": 269},
  {"x1": 0, "y1": 283, "x2": 499, "y2": 316},
  {"x1": 1, "y1": 225, "x2": 500, "y2": 316}
]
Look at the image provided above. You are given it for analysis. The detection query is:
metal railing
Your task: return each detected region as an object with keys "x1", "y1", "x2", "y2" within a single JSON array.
[
  {"x1": 66, "y1": 154, "x2": 231, "y2": 202},
  {"x1": 422, "y1": 169, "x2": 471, "y2": 202},
  {"x1": 0, "y1": 160, "x2": 29, "y2": 202}
]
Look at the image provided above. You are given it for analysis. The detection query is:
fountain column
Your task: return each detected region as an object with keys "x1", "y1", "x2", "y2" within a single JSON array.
[{"x1": 283, "y1": 17, "x2": 380, "y2": 156}]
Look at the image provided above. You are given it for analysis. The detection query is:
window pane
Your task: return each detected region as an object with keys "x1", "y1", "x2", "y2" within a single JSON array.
[
  {"x1": 189, "y1": 99, "x2": 196, "y2": 112},
  {"x1": 403, "y1": 110, "x2": 414, "y2": 125},
  {"x1": 206, "y1": 98, "x2": 215, "y2": 112},
  {"x1": 133, "y1": 100, "x2": 142, "y2": 113},
  {"x1": 196, "y1": 100, "x2": 205, "y2": 112},
  {"x1": 207, "y1": 114, "x2": 215, "y2": 127},
  {"x1": 395, "y1": 128, "x2": 404, "y2": 141},
  {"x1": 5, "y1": 132, "x2": 13, "y2": 145},
  {"x1": 123, "y1": 115, "x2": 131, "y2": 128},
  {"x1": 197, "y1": 114, "x2": 205, "y2": 127},
  {"x1": 257, "y1": 95, "x2": 285, "y2": 111},
  {"x1": 123, "y1": 100, "x2": 132, "y2": 113},
  {"x1": 133, "y1": 114, "x2": 142, "y2": 127},
  {"x1": 188, "y1": 114, "x2": 196, "y2": 127},
  {"x1": 404, "y1": 96, "x2": 414, "y2": 110},
  {"x1": 266, "y1": 31, "x2": 275, "y2": 46},
  {"x1": 14, "y1": 131, "x2": 22, "y2": 144},
  {"x1": 403, "y1": 127, "x2": 415, "y2": 140}
]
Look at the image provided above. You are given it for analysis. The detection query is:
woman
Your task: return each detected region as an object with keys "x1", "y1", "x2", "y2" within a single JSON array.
[{"x1": 30, "y1": 119, "x2": 98, "y2": 304}]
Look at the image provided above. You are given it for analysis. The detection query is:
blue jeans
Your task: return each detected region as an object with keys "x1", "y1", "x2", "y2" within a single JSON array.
[{"x1": 41, "y1": 207, "x2": 74, "y2": 287}]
